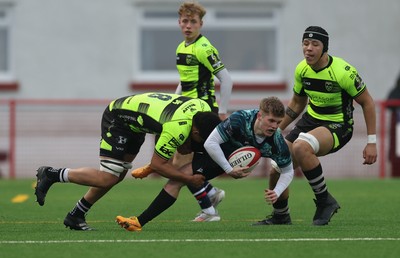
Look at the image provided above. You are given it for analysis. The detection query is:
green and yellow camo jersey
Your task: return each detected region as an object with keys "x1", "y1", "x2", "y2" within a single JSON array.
[
  {"x1": 293, "y1": 56, "x2": 367, "y2": 125},
  {"x1": 109, "y1": 92, "x2": 210, "y2": 160},
  {"x1": 176, "y1": 35, "x2": 225, "y2": 109}
]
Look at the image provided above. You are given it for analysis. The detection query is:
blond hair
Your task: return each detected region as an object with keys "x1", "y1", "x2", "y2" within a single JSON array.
[{"x1": 178, "y1": 1, "x2": 206, "y2": 19}]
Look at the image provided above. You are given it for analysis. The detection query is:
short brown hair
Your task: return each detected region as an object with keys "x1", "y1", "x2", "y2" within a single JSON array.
[
  {"x1": 178, "y1": 1, "x2": 206, "y2": 20},
  {"x1": 259, "y1": 97, "x2": 285, "y2": 117}
]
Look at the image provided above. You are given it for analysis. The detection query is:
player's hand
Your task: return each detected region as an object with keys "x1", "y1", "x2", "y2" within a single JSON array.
[
  {"x1": 229, "y1": 167, "x2": 250, "y2": 179},
  {"x1": 363, "y1": 143, "x2": 377, "y2": 165},
  {"x1": 264, "y1": 189, "x2": 278, "y2": 204},
  {"x1": 188, "y1": 174, "x2": 205, "y2": 188}
]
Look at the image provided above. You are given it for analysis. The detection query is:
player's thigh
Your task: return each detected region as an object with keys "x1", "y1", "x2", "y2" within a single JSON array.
[
  {"x1": 192, "y1": 152, "x2": 224, "y2": 180},
  {"x1": 172, "y1": 152, "x2": 193, "y2": 168},
  {"x1": 307, "y1": 126, "x2": 333, "y2": 156}
]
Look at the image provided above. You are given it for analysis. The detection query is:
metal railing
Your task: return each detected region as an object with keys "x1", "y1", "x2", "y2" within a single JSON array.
[{"x1": 0, "y1": 98, "x2": 396, "y2": 179}]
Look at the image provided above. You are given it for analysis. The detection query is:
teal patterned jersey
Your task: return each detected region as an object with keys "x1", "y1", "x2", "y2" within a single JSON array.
[{"x1": 216, "y1": 109, "x2": 292, "y2": 168}]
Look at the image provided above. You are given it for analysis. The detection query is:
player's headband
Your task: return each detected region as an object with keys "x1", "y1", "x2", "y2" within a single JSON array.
[{"x1": 302, "y1": 29, "x2": 329, "y2": 52}]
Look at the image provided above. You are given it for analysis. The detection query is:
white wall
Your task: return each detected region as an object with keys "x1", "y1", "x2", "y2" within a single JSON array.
[
  {"x1": 1, "y1": 0, "x2": 400, "y2": 102},
  {"x1": 10, "y1": 0, "x2": 136, "y2": 100},
  {"x1": 280, "y1": 0, "x2": 400, "y2": 102}
]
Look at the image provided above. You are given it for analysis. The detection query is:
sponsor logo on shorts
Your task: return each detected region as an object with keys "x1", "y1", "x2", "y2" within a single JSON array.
[
  {"x1": 118, "y1": 136, "x2": 127, "y2": 144},
  {"x1": 328, "y1": 123, "x2": 342, "y2": 130}
]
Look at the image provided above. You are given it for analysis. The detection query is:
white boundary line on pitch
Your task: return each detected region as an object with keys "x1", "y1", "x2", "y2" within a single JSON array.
[{"x1": 1, "y1": 238, "x2": 400, "y2": 244}]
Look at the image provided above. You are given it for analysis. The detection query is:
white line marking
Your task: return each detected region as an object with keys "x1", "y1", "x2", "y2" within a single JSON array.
[{"x1": 1, "y1": 238, "x2": 400, "y2": 244}]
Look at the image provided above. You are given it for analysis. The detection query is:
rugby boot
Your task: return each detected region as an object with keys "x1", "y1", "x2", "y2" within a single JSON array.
[
  {"x1": 312, "y1": 192, "x2": 340, "y2": 226},
  {"x1": 34, "y1": 166, "x2": 57, "y2": 206},
  {"x1": 131, "y1": 164, "x2": 154, "y2": 179},
  {"x1": 64, "y1": 213, "x2": 94, "y2": 231},
  {"x1": 116, "y1": 216, "x2": 142, "y2": 231},
  {"x1": 252, "y1": 212, "x2": 292, "y2": 225}
]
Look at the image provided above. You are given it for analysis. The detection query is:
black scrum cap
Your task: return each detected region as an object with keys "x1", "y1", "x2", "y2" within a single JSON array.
[{"x1": 302, "y1": 26, "x2": 329, "y2": 53}]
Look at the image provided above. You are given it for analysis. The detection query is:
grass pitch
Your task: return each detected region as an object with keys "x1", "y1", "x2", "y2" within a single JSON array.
[{"x1": 1, "y1": 177, "x2": 399, "y2": 258}]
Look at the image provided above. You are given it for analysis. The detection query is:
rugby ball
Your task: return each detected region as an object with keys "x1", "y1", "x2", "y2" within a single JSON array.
[{"x1": 228, "y1": 146, "x2": 261, "y2": 173}]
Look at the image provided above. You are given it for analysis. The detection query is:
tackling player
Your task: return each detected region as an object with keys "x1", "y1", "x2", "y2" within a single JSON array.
[{"x1": 34, "y1": 92, "x2": 221, "y2": 230}]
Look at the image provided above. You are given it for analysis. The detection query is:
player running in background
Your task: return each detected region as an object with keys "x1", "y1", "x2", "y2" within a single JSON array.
[
  {"x1": 131, "y1": 1, "x2": 233, "y2": 221},
  {"x1": 34, "y1": 92, "x2": 221, "y2": 230},
  {"x1": 254, "y1": 26, "x2": 377, "y2": 226},
  {"x1": 116, "y1": 97, "x2": 294, "y2": 231}
]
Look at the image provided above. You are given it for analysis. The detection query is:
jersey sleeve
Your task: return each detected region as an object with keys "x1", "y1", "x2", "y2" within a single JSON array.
[
  {"x1": 196, "y1": 43, "x2": 225, "y2": 75},
  {"x1": 339, "y1": 63, "x2": 367, "y2": 98},
  {"x1": 154, "y1": 121, "x2": 191, "y2": 160},
  {"x1": 215, "y1": 111, "x2": 244, "y2": 143}
]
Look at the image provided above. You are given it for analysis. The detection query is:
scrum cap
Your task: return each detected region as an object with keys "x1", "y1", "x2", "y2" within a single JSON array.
[{"x1": 302, "y1": 26, "x2": 329, "y2": 53}]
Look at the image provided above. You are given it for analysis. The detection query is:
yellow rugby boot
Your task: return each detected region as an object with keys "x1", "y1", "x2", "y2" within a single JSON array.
[
  {"x1": 131, "y1": 164, "x2": 154, "y2": 179},
  {"x1": 115, "y1": 216, "x2": 142, "y2": 231}
]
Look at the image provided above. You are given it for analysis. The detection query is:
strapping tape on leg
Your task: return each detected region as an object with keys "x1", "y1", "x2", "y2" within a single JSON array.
[
  {"x1": 297, "y1": 132, "x2": 320, "y2": 154},
  {"x1": 100, "y1": 159, "x2": 133, "y2": 176}
]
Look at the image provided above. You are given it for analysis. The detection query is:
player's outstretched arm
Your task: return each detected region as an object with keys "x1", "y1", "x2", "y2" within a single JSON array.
[{"x1": 150, "y1": 153, "x2": 204, "y2": 188}]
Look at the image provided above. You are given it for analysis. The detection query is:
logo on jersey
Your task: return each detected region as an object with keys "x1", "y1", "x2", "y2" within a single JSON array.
[
  {"x1": 182, "y1": 103, "x2": 196, "y2": 113},
  {"x1": 168, "y1": 137, "x2": 180, "y2": 148},
  {"x1": 159, "y1": 144, "x2": 174, "y2": 157},
  {"x1": 325, "y1": 81, "x2": 333, "y2": 92},
  {"x1": 208, "y1": 52, "x2": 223, "y2": 69},
  {"x1": 354, "y1": 74, "x2": 364, "y2": 91},
  {"x1": 172, "y1": 99, "x2": 184, "y2": 105},
  {"x1": 186, "y1": 55, "x2": 193, "y2": 65}
]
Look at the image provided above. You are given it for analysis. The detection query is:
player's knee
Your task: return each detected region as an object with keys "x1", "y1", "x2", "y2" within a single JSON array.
[{"x1": 293, "y1": 132, "x2": 320, "y2": 155}]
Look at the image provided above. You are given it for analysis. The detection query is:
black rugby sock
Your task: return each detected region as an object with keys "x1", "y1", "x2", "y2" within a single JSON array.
[
  {"x1": 69, "y1": 197, "x2": 92, "y2": 218},
  {"x1": 137, "y1": 189, "x2": 176, "y2": 226},
  {"x1": 187, "y1": 184, "x2": 212, "y2": 209},
  {"x1": 272, "y1": 199, "x2": 290, "y2": 215},
  {"x1": 302, "y1": 163, "x2": 328, "y2": 200}
]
